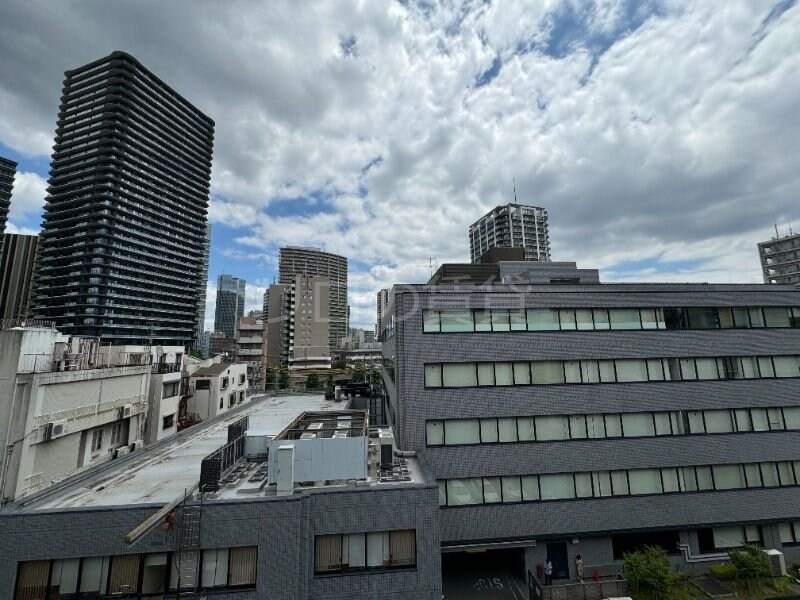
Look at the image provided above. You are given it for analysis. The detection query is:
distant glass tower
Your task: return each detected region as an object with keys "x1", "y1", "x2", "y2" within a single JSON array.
[
  {"x1": 32, "y1": 51, "x2": 214, "y2": 345},
  {"x1": 214, "y1": 274, "x2": 246, "y2": 338},
  {"x1": 469, "y1": 203, "x2": 550, "y2": 264},
  {"x1": 0, "y1": 156, "x2": 16, "y2": 255}
]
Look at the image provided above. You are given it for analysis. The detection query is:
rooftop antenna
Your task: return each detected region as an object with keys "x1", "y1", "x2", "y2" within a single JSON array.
[
  {"x1": 513, "y1": 177, "x2": 518, "y2": 203},
  {"x1": 775, "y1": 222, "x2": 780, "y2": 239}
]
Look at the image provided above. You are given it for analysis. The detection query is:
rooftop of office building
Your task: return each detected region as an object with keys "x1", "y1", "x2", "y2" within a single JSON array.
[{"x1": 9, "y1": 394, "x2": 423, "y2": 513}]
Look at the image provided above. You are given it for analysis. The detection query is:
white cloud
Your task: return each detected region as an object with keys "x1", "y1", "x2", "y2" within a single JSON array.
[
  {"x1": 1, "y1": 0, "x2": 799, "y2": 330},
  {"x1": 8, "y1": 171, "x2": 47, "y2": 222},
  {"x1": 4, "y1": 222, "x2": 39, "y2": 236}
]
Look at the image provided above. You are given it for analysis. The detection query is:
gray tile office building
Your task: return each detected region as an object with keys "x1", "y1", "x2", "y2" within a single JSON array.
[
  {"x1": 32, "y1": 51, "x2": 214, "y2": 345},
  {"x1": 382, "y1": 262, "x2": 800, "y2": 581}
]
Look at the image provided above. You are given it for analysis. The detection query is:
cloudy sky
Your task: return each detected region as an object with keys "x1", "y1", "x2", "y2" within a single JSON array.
[{"x1": 1, "y1": 0, "x2": 799, "y2": 330}]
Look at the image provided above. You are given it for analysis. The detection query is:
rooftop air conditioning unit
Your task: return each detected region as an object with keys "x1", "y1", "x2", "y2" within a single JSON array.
[
  {"x1": 114, "y1": 446, "x2": 131, "y2": 459},
  {"x1": 130, "y1": 439, "x2": 144, "y2": 452},
  {"x1": 118, "y1": 404, "x2": 133, "y2": 419},
  {"x1": 379, "y1": 430, "x2": 394, "y2": 469}
]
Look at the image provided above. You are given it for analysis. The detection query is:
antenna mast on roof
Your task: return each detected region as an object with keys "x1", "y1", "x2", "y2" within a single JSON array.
[
  {"x1": 513, "y1": 177, "x2": 518, "y2": 203},
  {"x1": 775, "y1": 222, "x2": 780, "y2": 239}
]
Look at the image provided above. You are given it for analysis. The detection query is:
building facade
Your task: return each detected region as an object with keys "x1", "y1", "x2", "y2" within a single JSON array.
[
  {"x1": 214, "y1": 274, "x2": 246, "y2": 338},
  {"x1": 31, "y1": 51, "x2": 214, "y2": 345},
  {"x1": 195, "y1": 223, "x2": 212, "y2": 346},
  {"x1": 266, "y1": 275, "x2": 331, "y2": 371},
  {"x1": 383, "y1": 264, "x2": 800, "y2": 581},
  {"x1": 376, "y1": 287, "x2": 389, "y2": 342},
  {"x1": 0, "y1": 233, "x2": 38, "y2": 320},
  {"x1": 0, "y1": 326, "x2": 151, "y2": 502},
  {"x1": 0, "y1": 156, "x2": 15, "y2": 253},
  {"x1": 279, "y1": 247, "x2": 347, "y2": 351},
  {"x1": 188, "y1": 362, "x2": 249, "y2": 421},
  {"x1": 469, "y1": 203, "x2": 550, "y2": 264},
  {"x1": 236, "y1": 315, "x2": 265, "y2": 391},
  {"x1": 0, "y1": 397, "x2": 441, "y2": 600},
  {"x1": 759, "y1": 232, "x2": 800, "y2": 287}
]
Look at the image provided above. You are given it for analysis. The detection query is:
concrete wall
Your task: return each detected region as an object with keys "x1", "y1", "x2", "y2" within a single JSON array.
[{"x1": 0, "y1": 483, "x2": 441, "y2": 600}]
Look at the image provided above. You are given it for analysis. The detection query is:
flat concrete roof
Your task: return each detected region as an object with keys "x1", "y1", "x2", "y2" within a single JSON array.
[{"x1": 19, "y1": 394, "x2": 347, "y2": 511}]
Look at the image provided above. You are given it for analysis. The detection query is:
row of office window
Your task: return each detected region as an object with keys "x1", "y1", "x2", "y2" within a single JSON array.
[
  {"x1": 314, "y1": 530, "x2": 416, "y2": 575},
  {"x1": 425, "y1": 405, "x2": 800, "y2": 446},
  {"x1": 424, "y1": 355, "x2": 800, "y2": 388},
  {"x1": 15, "y1": 546, "x2": 256, "y2": 599},
  {"x1": 438, "y1": 460, "x2": 800, "y2": 507},
  {"x1": 422, "y1": 306, "x2": 800, "y2": 333}
]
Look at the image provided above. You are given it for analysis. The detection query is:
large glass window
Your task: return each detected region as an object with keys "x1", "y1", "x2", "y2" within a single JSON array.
[
  {"x1": 575, "y1": 309, "x2": 594, "y2": 330},
  {"x1": 445, "y1": 420, "x2": 480, "y2": 445},
  {"x1": 609, "y1": 308, "x2": 641, "y2": 330},
  {"x1": 491, "y1": 311, "x2": 510, "y2": 332},
  {"x1": 593, "y1": 309, "x2": 610, "y2": 329},
  {"x1": 536, "y1": 416, "x2": 569, "y2": 440},
  {"x1": 526, "y1": 309, "x2": 559, "y2": 331},
  {"x1": 480, "y1": 419, "x2": 498, "y2": 443},
  {"x1": 502, "y1": 476, "x2": 522, "y2": 502},
  {"x1": 494, "y1": 363, "x2": 514, "y2": 385},
  {"x1": 622, "y1": 414, "x2": 655, "y2": 437},
  {"x1": 629, "y1": 469, "x2": 662, "y2": 495},
  {"x1": 483, "y1": 477, "x2": 502, "y2": 503},
  {"x1": 532, "y1": 361, "x2": 564, "y2": 384},
  {"x1": 774, "y1": 356, "x2": 800, "y2": 378},
  {"x1": 540, "y1": 474, "x2": 576, "y2": 500},
  {"x1": 446, "y1": 479, "x2": 483, "y2": 505},
  {"x1": 695, "y1": 358, "x2": 719, "y2": 380},
  {"x1": 763, "y1": 307, "x2": 791, "y2": 328},
  {"x1": 442, "y1": 364, "x2": 477, "y2": 387},
  {"x1": 424, "y1": 364, "x2": 442, "y2": 387},
  {"x1": 712, "y1": 465, "x2": 745, "y2": 489},
  {"x1": 513, "y1": 362, "x2": 531, "y2": 385},
  {"x1": 687, "y1": 308, "x2": 720, "y2": 329},
  {"x1": 440, "y1": 310, "x2": 474, "y2": 332},
  {"x1": 615, "y1": 360, "x2": 648, "y2": 382},
  {"x1": 426, "y1": 421, "x2": 444, "y2": 445},
  {"x1": 509, "y1": 310, "x2": 527, "y2": 331},
  {"x1": 704, "y1": 410, "x2": 734, "y2": 434},
  {"x1": 477, "y1": 363, "x2": 495, "y2": 386},
  {"x1": 474, "y1": 310, "x2": 492, "y2": 332}
]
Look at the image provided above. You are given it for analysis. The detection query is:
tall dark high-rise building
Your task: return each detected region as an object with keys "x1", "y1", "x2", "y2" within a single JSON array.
[
  {"x1": 278, "y1": 246, "x2": 348, "y2": 351},
  {"x1": 32, "y1": 51, "x2": 214, "y2": 345},
  {"x1": 214, "y1": 274, "x2": 246, "y2": 338},
  {"x1": 195, "y1": 223, "x2": 212, "y2": 343},
  {"x1": 0, "y1": 156, "x2": 16, "y2": 254},
  {"x1": 0, "y1": 234, "x2": 38, "y2": 320}
]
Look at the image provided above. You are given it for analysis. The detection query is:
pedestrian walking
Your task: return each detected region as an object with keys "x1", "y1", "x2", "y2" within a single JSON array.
[
  {"x1": 575, "y1": 554, "x2": 584, "y2": 582},
  {"x1": 544, "y1": 557, "x2": 553, "y2": 586}
]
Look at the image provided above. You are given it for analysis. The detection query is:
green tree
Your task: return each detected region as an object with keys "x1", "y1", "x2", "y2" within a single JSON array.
[
  {"x1": 624, "y1": 546, "x2": 679, "y2": 600},
  {"x1": 264, "y1": 368, "x2": 277, "y2": 390},
  {"x1": 189, "y1": 349, "x2": 202, "y2": 359},
  {"x1": 729, "y1": 545, "x2": 770, "y2": 595},
  {"x1": 278, "y1": 369, "x2": 290, "y2": 390},
  {"x1": 306, "y1": 373, "x2": 320, "y2": 390},
  {"x1": 325, "y1": 372, "x2": 335, "y2": 391},
  {"x1": 352, "y1": 361, "x2": 367, "y2": 383}
]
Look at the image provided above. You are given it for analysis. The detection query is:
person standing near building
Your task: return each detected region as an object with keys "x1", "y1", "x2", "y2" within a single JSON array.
[
  {"x1": 544, "y1": 557, "x2": 553, "y2": 585},
  {"x1": 575, "y1": 554, "x2": 584, "y2": 582}
]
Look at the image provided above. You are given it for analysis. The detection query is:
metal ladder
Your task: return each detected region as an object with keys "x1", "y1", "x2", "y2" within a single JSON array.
[{"x1": 174, "y1": 493, "x2": 204, "y2": 598}]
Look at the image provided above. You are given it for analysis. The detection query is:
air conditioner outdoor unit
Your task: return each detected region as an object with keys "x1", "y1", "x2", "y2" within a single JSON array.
[
  {"x1": 48, "y1": 420, "x2": 69, "y2": 440},
  {"x1": 118, "y1": 404, "x2": 133, "y2": 419},
  {"x1": 114, "y1": 446, "x2": 131, "y2": 459},
  {"x1": 130, "y1": 439, "x2": 144, "y2": 452},
  {"x1": 763, "y1": 549, "x2": 787, "y2": 577}
]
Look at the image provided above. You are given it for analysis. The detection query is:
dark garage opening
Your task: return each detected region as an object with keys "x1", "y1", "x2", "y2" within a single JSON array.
[{"x1": 442, "y1": 547, "x2": 528, "y2": 600}]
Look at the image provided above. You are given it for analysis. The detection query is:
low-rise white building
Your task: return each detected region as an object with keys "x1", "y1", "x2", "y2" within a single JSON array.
[
  {"x1": 0, "y1": 326, "x2": 151, "y2": 502},
  {"x1": 188, "y1": 362, "x2": 249, "y2": 421}
]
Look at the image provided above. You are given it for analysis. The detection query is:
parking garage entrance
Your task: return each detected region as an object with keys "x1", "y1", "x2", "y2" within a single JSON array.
[{"x1": 442, "y1": 547, "x2": 528, "y2": 600}]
